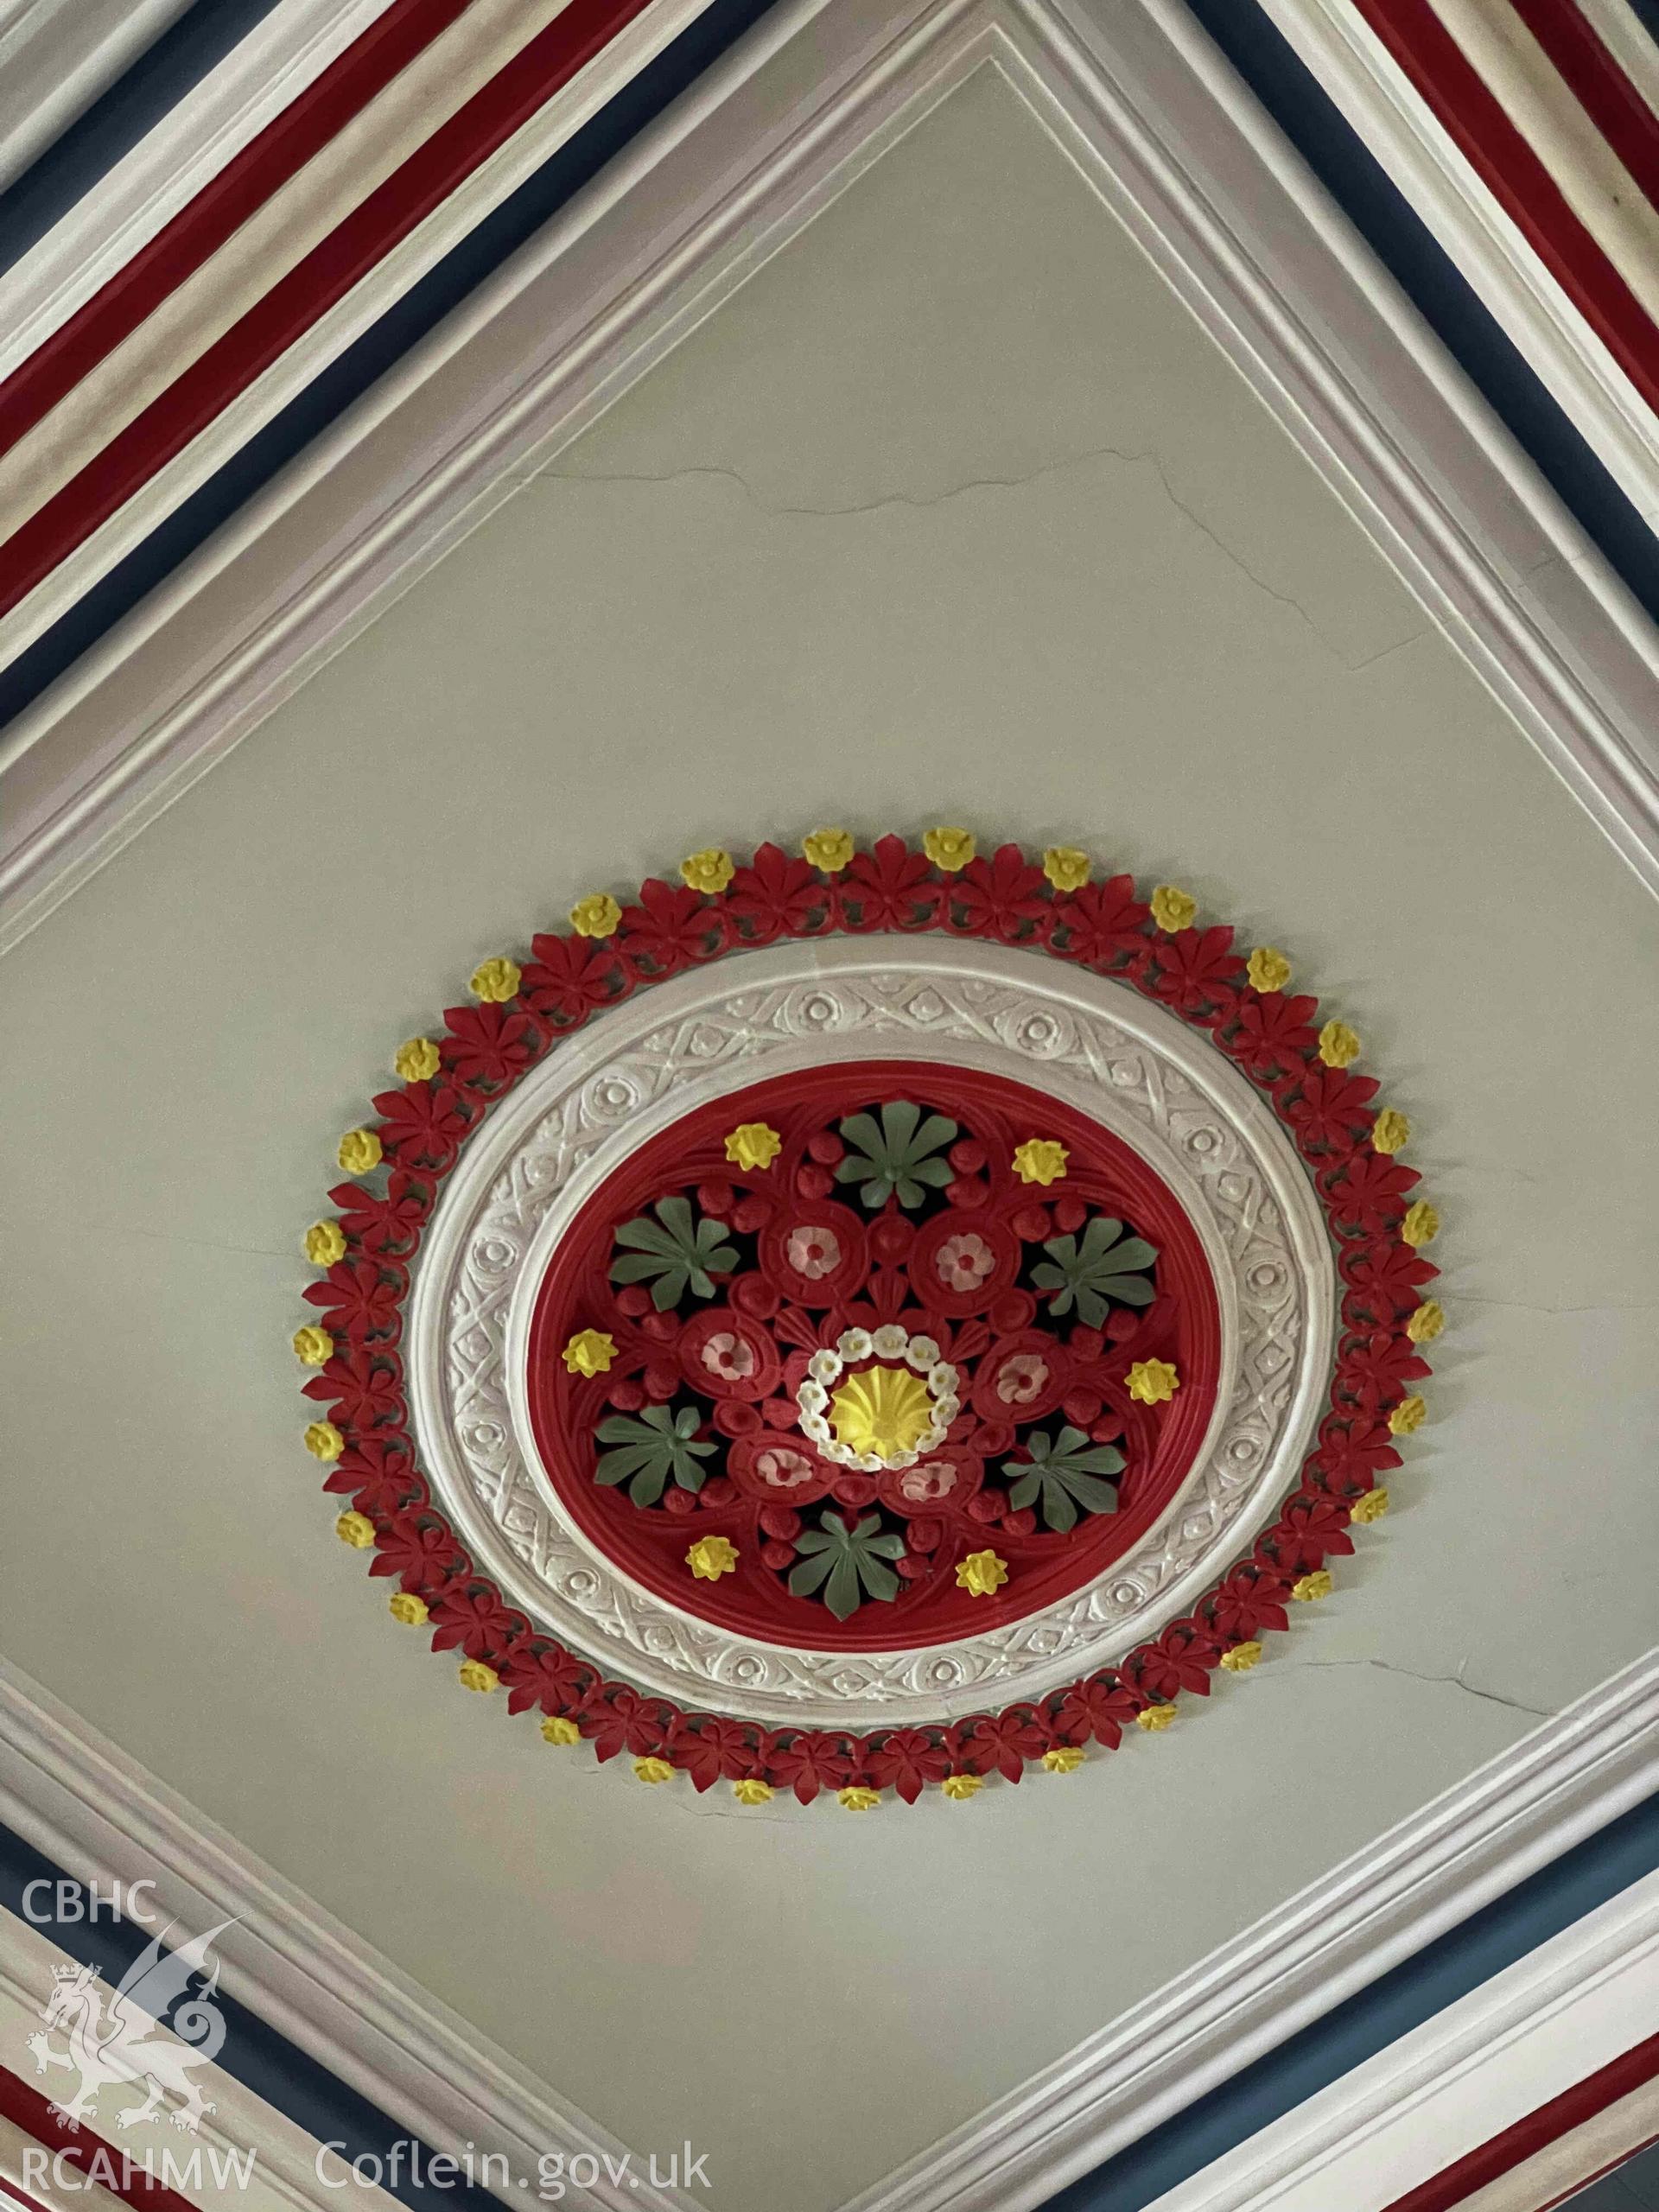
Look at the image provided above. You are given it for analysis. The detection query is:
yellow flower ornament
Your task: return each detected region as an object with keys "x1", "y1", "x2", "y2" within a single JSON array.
[
  {"x1": 394, "y1": 1037, "x2": 442, "y2": 1084},
  {"x1": 1247, "y1": 946, "x2": 1292, "y2": 993},
  {"x1": 1126, "y1": 1358, "x2": 1179, "y2": 1406},
  {"x1": 303, "y1": 1219, "x2": 347, "y2": 1267},
  {"x1": 923, "y1": 825, "x2": 976, "y2": 873},
  {"x1": 1371, "y1": 1109, "x2": 1411, "y2": 1154},
  {"x1": 469, "y1": 957, "x2": 521, "y2": 1004},
  {"x1": 838, "y1": 1786, "x2": 880, "y2": 1812},
  {"x1": 1389, "y1": 1395, "x2": 1427, "y2": 1435},
  {"x1": 293, "y1": 1325, "x2": 334, "y2": 1367},
  {"x1": 335, "y1": 1511, "x2": 375, "y2": 1549},
  {"x1": 1042, "y1": 1745, "x2": 1086, "y2": 1774},
  {"x1": 569, "y1": 892, "x2": 622, "y2": 939},
  {"x1": 1151, "y1": 884, "x2": 1196, "y2": 934},
  {"x1": 1220, "y1": 1641, "x2": 1263, "y2": 1672},
  {"x1": 337, "y1": 1127, "x2": 382, "y2": 1175},
  {"x1": 459, "y1": 1660, "x2": 499, "y2": 1694},
  {"x1": 686, "y1": 1535, "x2": 740, "y2": 1581},
  {"x1": 1292, "y1": 1570, "x2": 1333, "y2": 1603},
  {"x1": 1012, "y1": 1138, "x2": 1069, "y2": 1186},
  {"x1": 1136, "y1": 1703, "x2": 1179, "y2": 1732},
  {"x1": 1318, "y1": 1020, "x2": 1361, "y2": 1069},
  {"x1": 724, "y1": 1122, "x2": 782, "y2": 1172},
  {"x1": 303, "y1": 1421, "x2": 344, "y2": 1462},
  {"x1": 1042, "y1": 847, "x2": 1090, "y2": 892},
  {"x1": 681, "y1": 849, "x2": 734, "y2": 895},
  {"x1": 633, "y1": 1757, "x2": 675, "y2": 1784},
  {"x1": 733, "y1": 1778, "x2": 775, "y2": 1805},
  {"x1": 389, "y1": 1592, "x2": 429, "y2": 1626},
  {"x1": 941, "y1": 1773, "x2": 983, "y2": 1802},
  {"x1": 562, "y1": 1329, "x2": 616, "y2": 1378},
  {"x1": 1351, "y1": 1490, "x2": 1389, "y2": 1524},
  {"x1": 541, "y1": 1715, "x2": 582, "y2": 1745},
  {"x1": 956, "y1": 1549, "x2": 1009, "y2": 1598},
  {"x1": 1407, "y1": 1300, "x2": 1445, "y2": 1344},
  {"x1": 802, "y1": 828, "x2": 854, "y2": 874},
  {"x1": 1402, "y1": 1200, "x2": 1440, "y2": 1248}
]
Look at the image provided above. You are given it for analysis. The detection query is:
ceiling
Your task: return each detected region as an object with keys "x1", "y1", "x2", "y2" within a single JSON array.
[
  {"x1": 0, "y1": 7, "x2": 1656, "y2": 2212},
  {"x1": 2, "y1": 48, "x2": 1656, "y2": 2212}
]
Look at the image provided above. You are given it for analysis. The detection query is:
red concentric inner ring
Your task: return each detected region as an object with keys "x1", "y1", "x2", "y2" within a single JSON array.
[{"x1": 525, "y1": 1060, "x2": 1222, "y2": 1649}]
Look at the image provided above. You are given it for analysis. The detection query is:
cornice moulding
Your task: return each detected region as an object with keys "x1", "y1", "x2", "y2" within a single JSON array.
[
  {"x1": 0, "y1": 1909, "x2": 405, "y2": 2212},
  {"x1": 835, "y1": 1646, "x2": 1659, "y2": 2212},
  {"x1": 0, "y1": 0, "x2": 726, "y2": 665},
  {"x1": 1576, "y1": 0, "x2": 1659, "y2": 118},
  {"x1": 1251, "y1": 0, "x2": 1659, "y2": 533},
  {"x1": 0, "y1": 0, "x2": 1654, "y2": 959},
  {"x1": 0, "y1": 0, "x2": 401, "y2": 369},
  {"x1": 0, "y1": 0, "x2": 194, "y2": 194},
  {"x1": 0, "y1": 1664, "x2": 708, "y2": 2212},
  {"x1": 1137, "y1": 1868, "x2": 1659, "y2": 2212},
  {"x1": 2, "y1": 1652, "x2": 1656, "y2": 2212}
]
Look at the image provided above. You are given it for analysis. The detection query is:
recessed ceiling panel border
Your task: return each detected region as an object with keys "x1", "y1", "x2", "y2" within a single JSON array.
[{"x1": 0, "y1": 0, "x2": 1654, "y2": 963}]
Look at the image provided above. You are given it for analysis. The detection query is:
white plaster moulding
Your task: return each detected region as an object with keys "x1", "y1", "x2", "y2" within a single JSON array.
[
  {"x1": 1255, "y1": 0, "x2": 1659, "y2": 534},
  {"x1": 408, "y1": 938, "x2": 1335, "y2": 1723},
  {"x1": 0, "y1": 0, "x2": 194, "y2": 194},
  {"x1": 1459, "y1": 2084, "x2": 1659, "y2": 2212},
  {"x1": 1576, "y1": 0, "x2": 1659, "y2": 122},
  {"x1": 0, "y1": 1662, "x2": 709, "y2": 2212},
  {"x1": 0, "y1": 0, "x2": 760, "y2": 668},
  {"x1": 1056, "y1": 0, "x2": 1659, "y2": 881},
  {"x1": 1432, "y1": 0, "x2": 1659, "y2": 327},
  {"x1": 0, "y1": 0, "x2": 1655, "y2": 957},
  {"x1": 1, "y1": 1652, "x2": 1655, "y2": 2212},
  {"x1": 833, "y1": 1645, "x2": 1659, "y2": 2212},
  {"x1": 0, "y1": 0, "x2": 402, "y2": 377},
  {"x1": 0, "y1": 0, "x2": 588, "y2": 538},
  {"x1": 0, "y1": 1910, "x2": 406, "y2": 2212},
  {"x1": 1135, "y1": 1868, "x2": 1659, "y2": 2212}
]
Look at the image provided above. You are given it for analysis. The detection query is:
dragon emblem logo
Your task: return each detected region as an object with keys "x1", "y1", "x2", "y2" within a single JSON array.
[{"x1": 25, "y1": 1922, "x2": 232, "y2": 2133}]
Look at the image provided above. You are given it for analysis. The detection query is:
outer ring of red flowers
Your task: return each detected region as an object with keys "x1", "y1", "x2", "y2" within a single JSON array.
[{"x1": 302, "y1": 836, "x2": 1439, "y2": 1802}]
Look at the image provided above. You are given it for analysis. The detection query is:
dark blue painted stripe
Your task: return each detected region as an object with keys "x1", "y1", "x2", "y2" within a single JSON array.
[
  {"x1": 1180, "y1": 0, "x2": 1659, "y2": 628},
  {"x1": 0, "y1": 1823, "x2": 507, "y2": 2211},
  {"x1": 1051, "y1": 1790, "x2": 1659, "y2": 2210},
  {"x1": 0, "y1": 0, "x2": 780, "y2": 734},
  {"x1": 0, "y1": 0, "x2": 291, "y2": 276}
]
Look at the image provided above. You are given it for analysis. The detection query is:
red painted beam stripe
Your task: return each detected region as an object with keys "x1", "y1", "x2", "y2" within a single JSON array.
[
  {"x1": 1344, "y1": 0, "x2": 1659, "y2": 414},
  {"x1": 0, "y1": 0, "x2": 477, "y2": 459},
  {"x1": 0, "y1": 2063, "x2": 200, "y2": 2211},
  {"x1": 1380, "y1": 2028, "x2": 1659, "y2": 2212},
  {"x1": 1507, "y1": 0, "x2": 1659, "y2": 212},
  {"x1": 0, "y1": 0, "x2": 658, "y2": 625}
]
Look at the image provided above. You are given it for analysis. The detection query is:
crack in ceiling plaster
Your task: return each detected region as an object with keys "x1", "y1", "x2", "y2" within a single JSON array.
[
  {"x1": 1263, "y1": 1655, "x2": 1556, "y2": 1722},
  {"x1": 537, "y1": 443, "x2": 1434, "y2": 677}
]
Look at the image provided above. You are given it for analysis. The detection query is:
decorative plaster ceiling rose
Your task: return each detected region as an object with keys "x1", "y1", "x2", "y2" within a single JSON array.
[
  {"x1": 410, "y1": 939, "x2": 1332, "y2": 1724},
  {"x1": 296, "y1": 834, "x2": 1441, "y2": 1802}
]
